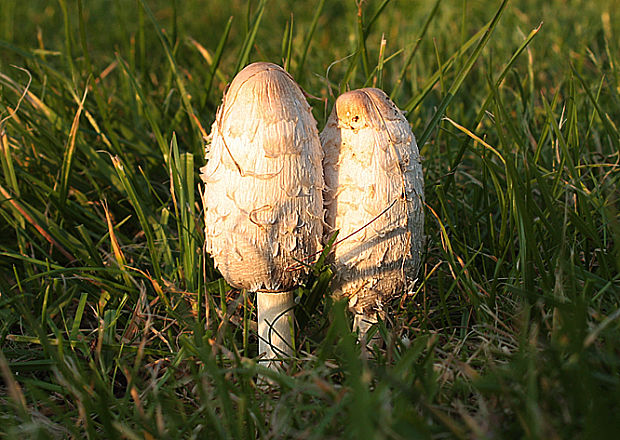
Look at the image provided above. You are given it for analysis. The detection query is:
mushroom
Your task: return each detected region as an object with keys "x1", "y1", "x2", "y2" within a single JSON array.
[
  {"x1": 320, "y1": 88, "x2": 424, "y2": 344},
  {"x1": 201, "y1": 62, "x2": 324, "y2": 368}
]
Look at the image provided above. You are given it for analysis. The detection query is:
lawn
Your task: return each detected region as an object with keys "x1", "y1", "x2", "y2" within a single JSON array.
[{"x1": 1, "y1": 0, "x2": 619, "y2": 438}]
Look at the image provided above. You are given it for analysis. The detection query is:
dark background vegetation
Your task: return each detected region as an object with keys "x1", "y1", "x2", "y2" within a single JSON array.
[{"x1": 1, "y1": 0, "x2": 618, "y2": 438}]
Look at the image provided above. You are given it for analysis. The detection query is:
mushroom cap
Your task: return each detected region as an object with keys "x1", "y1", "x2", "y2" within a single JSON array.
[
  {"x1": 321, "y1": 88, "x2": 424, "y2": 316},
  {"x1": 201, "y1": 62, "x2": 324, "y2": 292}
]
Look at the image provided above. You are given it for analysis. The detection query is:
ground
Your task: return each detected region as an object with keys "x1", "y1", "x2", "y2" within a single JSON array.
[{"x1": 0, "y1": 0, "x2": 619, "y2": 438}]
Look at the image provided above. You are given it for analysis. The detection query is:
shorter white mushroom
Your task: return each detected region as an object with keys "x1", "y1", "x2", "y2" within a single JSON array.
[
  {"x1": 321, "y1": 88, "x2": 424, "y2": 344},
  {"x1": 201, "y1": 62, "x2": 324, "y2": 367}
]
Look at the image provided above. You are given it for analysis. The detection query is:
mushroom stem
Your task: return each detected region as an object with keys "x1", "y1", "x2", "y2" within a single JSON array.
[
  {"x1": 257, "y1": 291, "x2": 295, "y2": 368},
  {"x1": 354, "y1": 312, "x2": 383, "y2": 354}
]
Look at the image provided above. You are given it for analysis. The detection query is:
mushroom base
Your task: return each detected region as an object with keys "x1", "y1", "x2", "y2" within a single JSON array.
[
  {"x1": 353, "y1": 311, "x2": 384, "y2": 354},
  {"x1": 257, "y1": 291, "x2": 295, "y2": 369}
]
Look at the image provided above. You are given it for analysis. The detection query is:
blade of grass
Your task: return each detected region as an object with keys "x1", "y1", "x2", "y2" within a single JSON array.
[
  {"x1": 57, "y1": 0, "x2": 75, "y2": 79},
  {"x1": 199, "y1": 16, "x2": 233, "y2": 104},
  {"x1": 138, "y1": 0, "x2": 199, "y2": 148},
  {"x1": 69, "y1": 292, "x2": 88, "y2": 340},
  {"x1": 235, "y1": 0, "x2": 267, "y2": 74},
  {"x1": 0, "y1": 131, "x2": 19, "y2": 197},
  {"x1": 169, "y1": 134, "x2": 197, "y2": 292},
  {"x1": 570, "y1": 63, "x2": 619, "y2": 151},
  {"x1": 417, "y1": 0, "x2": 509, "y2": 148},
  {"x1": 444, "y1": 23, "x2": 541, "y2": 190},
  {"x1": 0, "y1": 184, "x2": 74, "y2": 260},
  {"x1": 282, "y1": 14, "x2": 294, "y2": 72},
  {"x1": 391, "y1": 0, "x2": 442, "y2": 100},
  {"x1": 375, "y1": 34, "x2": 387, "y2": 89},
  {"x1": 401, "y1": 24, "x2": 487, "y2": 113},
  {"x1": 296, "y1": 0, "x2": 325, "y2": 80},
  {"x1": 364, "y1": 0, "x2": 392, "y2": 38},
  {"x1": 110, "y1": 156, "x2": 166, "y2": 297},
  {"x1": 115, "y1": 54, "x2": 169, "y2": 163},
  {"x1": 356, "y1": 1, "x2": 370, "y2": 79},
  {"x1": 57, "y1": 84, "x2": 87, "y2": 208}
]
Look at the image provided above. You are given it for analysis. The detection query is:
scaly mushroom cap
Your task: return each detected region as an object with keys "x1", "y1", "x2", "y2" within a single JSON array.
[
  {"x1": 201, "y1": 62, "x2": 324, "y2": 292},
  {"x1": 321, "y1": 88, "x2": 424, "y2": 317}
]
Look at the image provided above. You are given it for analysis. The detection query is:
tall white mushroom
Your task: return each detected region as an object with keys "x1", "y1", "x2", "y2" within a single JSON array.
[
  {"x1": 200, "y1": 62, "x2": 324, "y2": 367},
  {"x1": 321, "y1": 88, "x2": 424, "y2": 343}
]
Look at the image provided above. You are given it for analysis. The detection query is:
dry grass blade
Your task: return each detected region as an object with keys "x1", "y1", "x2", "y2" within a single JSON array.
[
  {"x1": 0, "y1": 349, "x2": 28, "y2": 417},
  {"x1": 2, "y1": 1, "x2": 619, "y2": 438},
  {"x1": 102, "y1": 198, "x2": 132, "y2": 286},
  {"x1": 56, "y1": 84, "x2": 88, "y2": 207},
  {"x1": 0, "y1": 183, "x2": 74, "y2": 260}
]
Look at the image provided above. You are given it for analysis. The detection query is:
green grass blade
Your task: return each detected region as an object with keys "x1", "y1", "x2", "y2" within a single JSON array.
[
  {"x1": 356, "y1": 1, "x2": 370, "y2": 79},
  {"x1": 69, "y1": 292, "x2": 88, "y2": 340},
  {"x1": 444, "y1": 23, "x2": 541, "y2": 190},
  {"x1": 364, "y1": 0, "x2": 392, "y2": 38},
  {"x1": 169, "y1": 134, "x2": 197, "y2": 292},
  {"x1": 235, "y1": 0, "x2": 267, "y2": 74},
  {"x1": 295, "y1": 0, "x2": 326, "y2": 80},
  {"x1": 138, "y1": 0, "x2": 199, "y2": 147},
  {"x1": 204, "y1": 16, "x2": 234, "y2": 103},
  {"x1": 111, "y1": 156, "x2": 164, "y2": 287},
  {"x1": 401, "y1": 24, "x2": 487, "y2": 113},
  {"x1": 115, "y1": 54, "x2": 169, "y2": 163},
  {"x1": 57, "y1": 0, "x2": 75, "y2": 79},
  {"x1": 570, "y1": 63, "x2": 619, "y2": 151},
  {"x1": 391, "y1": 0, "x2": 442, "y2": 100},
  {"x1": 417, "y1": 0, "x2": 509, "y2": 147},
  {"x1": 282, "y1": 14, "x2": 294, "y2": 72}
]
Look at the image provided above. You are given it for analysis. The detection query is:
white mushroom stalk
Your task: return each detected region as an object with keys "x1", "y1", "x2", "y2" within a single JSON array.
[
  {"x1": 201, "y1": 62, "x2": 324, "y2": 368},
  {"x1": 320, "y1": 88, "x2": 424, "y2": 344}
]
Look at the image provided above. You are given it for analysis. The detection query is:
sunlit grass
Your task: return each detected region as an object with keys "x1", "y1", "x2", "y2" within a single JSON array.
[{"x1": 1, "y1": 0, "x2": 619, "y2": 438}]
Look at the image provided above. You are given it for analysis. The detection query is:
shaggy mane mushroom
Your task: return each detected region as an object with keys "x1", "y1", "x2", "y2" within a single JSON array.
[
  {"x1": 201, "y1": 62, "x2": 324, "y2": 368},
  {"x1": 321, "y1": 87, "x2": 424, "y2": 344}
]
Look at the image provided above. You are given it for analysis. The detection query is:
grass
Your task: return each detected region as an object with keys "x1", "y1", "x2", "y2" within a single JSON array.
[{"x1": 1, "y1": 0, "x2": 619, "y2": 438}]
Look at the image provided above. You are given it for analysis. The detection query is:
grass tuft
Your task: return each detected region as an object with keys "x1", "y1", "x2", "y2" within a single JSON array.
[{"x1": 1, "y1": 0, "x2": 619, "y2": 438}]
